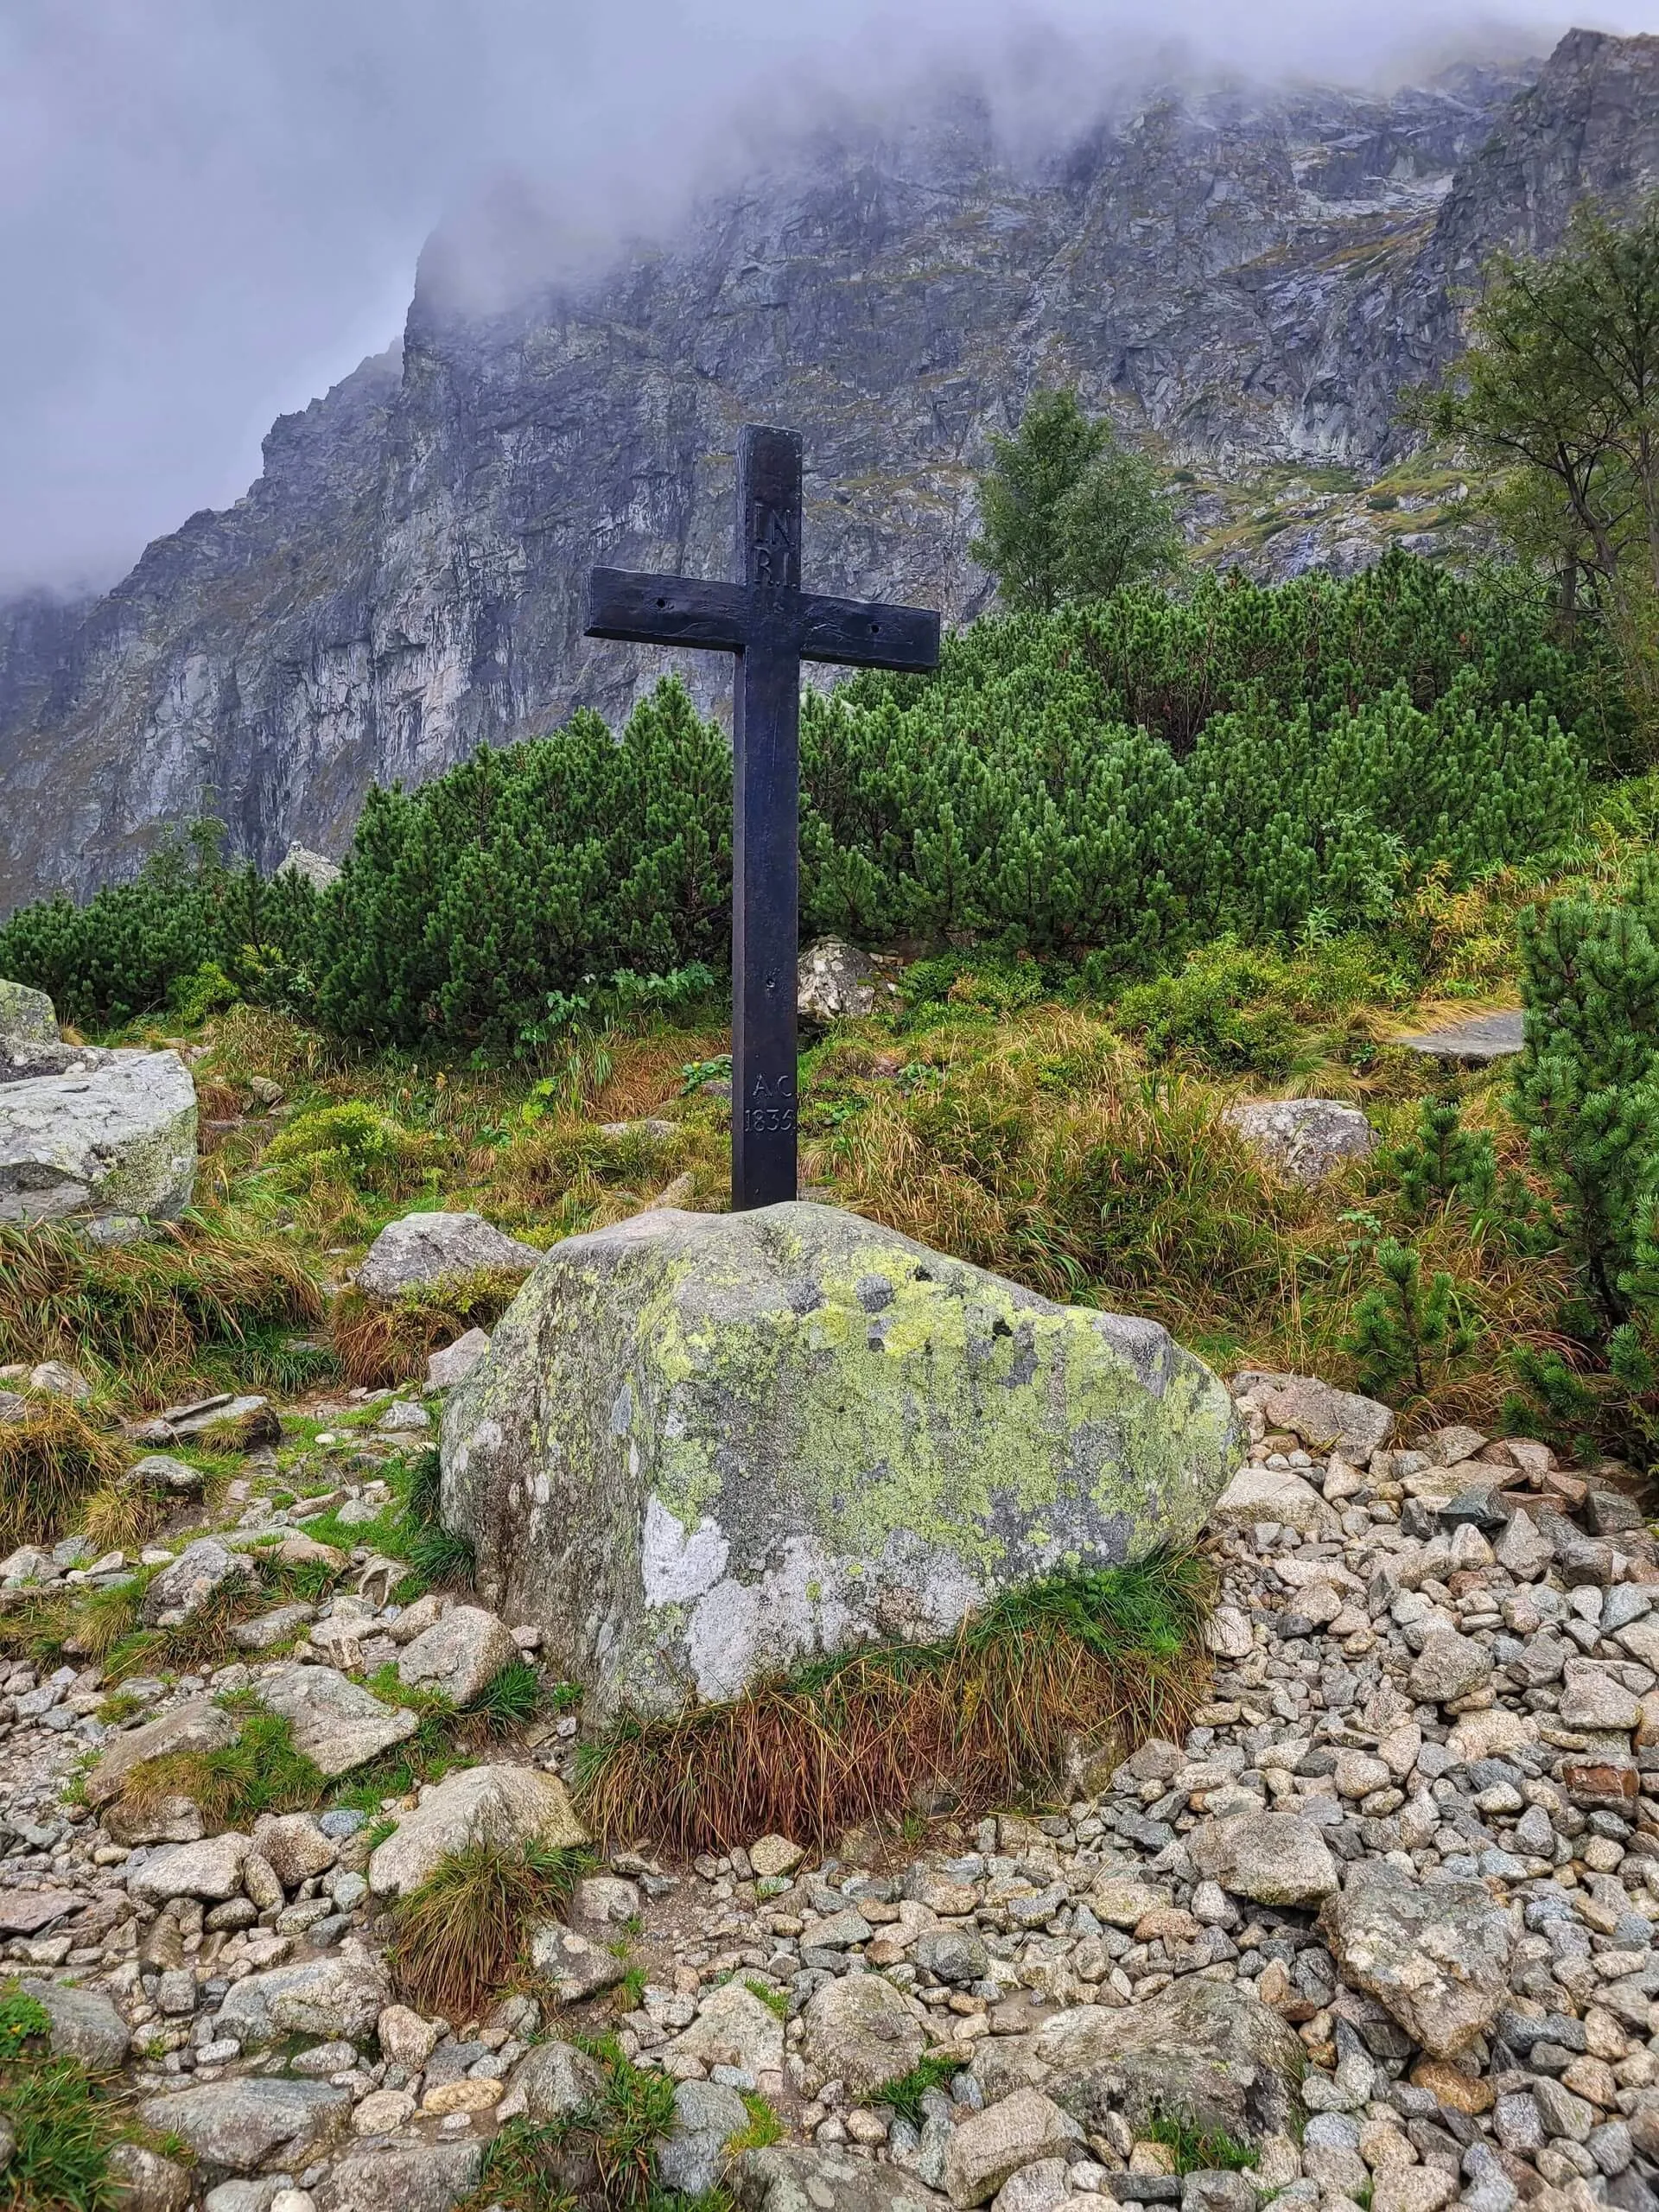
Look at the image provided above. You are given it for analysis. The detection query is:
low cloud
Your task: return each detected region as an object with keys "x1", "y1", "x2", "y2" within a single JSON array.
[{"x1": 0, "y1": 0, "x2": 1642, "y2": 596}]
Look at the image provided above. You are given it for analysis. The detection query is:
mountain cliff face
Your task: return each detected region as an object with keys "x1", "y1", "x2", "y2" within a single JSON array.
[{"x1": 3, "y1": 29, "x2": 1659, "y2": 914}]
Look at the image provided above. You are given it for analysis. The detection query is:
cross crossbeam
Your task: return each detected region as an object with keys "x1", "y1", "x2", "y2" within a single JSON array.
[{"x1": 586, "y1": 425, "x2": 940, "y2": 1210}]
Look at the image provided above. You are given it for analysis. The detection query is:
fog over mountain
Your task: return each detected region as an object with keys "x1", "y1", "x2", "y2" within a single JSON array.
[
  {"x1": 4, "y1": 8, "x2": 1659, "y2": 913},
  {"x1": 0, "y1": 0, "x2": 1625, "y2": 595}
]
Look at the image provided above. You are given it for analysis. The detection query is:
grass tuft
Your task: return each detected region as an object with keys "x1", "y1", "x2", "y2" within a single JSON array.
[
  {"x1": 329, "y1": 1270, "x2": 526, "y2": 1388},
  {"x1": 0, "y1": 1217, "x2": 322, "y2": 1395},
  {"x1": 118, "y1": 1710, "x2": 327, "y2": 1830},
  {"x1": 92, "y1": 1579, "x2": 266, "y2": 1685},
  {"x1": 404, "y1": 1522, "x2": 477, "y2": 1590},
  {"x1": 559, "y1": 2045, "x2": 677, "y2": 2210},
  {"x1": 467, "y1": 1658, "x2": 542, "y2": 1734},
  {"x1": 0, "y1": 1983, "x2": 126, "y2": 2211},
  {"x1": 579, "y1": 1550, "x2": 1211, "y2": 1856},
  {"x1": 467, "y1": 2114, "x2": 583, "y2": 2212},
  {"x1": 1144, "y1": 2107, "x2": 1260, "y2": 2174},
  {"x1": 0, "y1": 1402, "x2": 128, "y2": 1553},
  {"x1": 875, "y1": 2053, "x2": 967, "y2": 2127},
  {"x1": 725, "y1": 2091, "x2": 783, "y2": 2152},
  {"x1": 79, "y1": 1479, "x2": 163, "y2": 1556},
  {"x1": 741, "y1": 1978, "x2": 788, "y2": 2024},
  {"x1": 389, "y1": 1840, "x2": 588, "y2": 2021},
  {"x1": 0, "y1": 2058, "x2": 120, "y2": 2211}
]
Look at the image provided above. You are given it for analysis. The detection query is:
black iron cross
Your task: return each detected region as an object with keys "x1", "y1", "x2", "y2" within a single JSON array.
[{"x1": 586, "y1": 425, "x2": 941, "y2": 1210}]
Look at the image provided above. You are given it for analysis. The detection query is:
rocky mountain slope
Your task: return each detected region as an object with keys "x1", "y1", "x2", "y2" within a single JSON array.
[{"x1": 3, "y1": 28, "x2": 1659, "y2": 914}]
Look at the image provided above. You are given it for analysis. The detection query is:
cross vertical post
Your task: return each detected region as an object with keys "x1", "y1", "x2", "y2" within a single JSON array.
[
  {"x1": 731, "y1": 426, "x2": 803, "y2": 1209},
  {"x1": 584, "y1": 425, "x2": 941, "y2": 1211}
]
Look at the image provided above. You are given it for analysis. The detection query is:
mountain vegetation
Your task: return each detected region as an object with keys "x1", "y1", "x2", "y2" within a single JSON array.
[
  {"x1": 1417, "y1": 191, "x2": 1659, "y2": 718},
  {"x1": 0, "y1": 551, "x2": 1610, "y2": 1052},
  {"x1": 11, "y1": 194, "x2": 1659, "y2": 1471},
  {"x1": 968, "y1": 388, "x2": 1185, "y2": 613}
]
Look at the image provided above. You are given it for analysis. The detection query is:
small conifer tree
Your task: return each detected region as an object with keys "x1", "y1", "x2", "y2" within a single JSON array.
[
  {"x1": 1347, "y1": 1238, "x2": 1478, "y2": 1402},
  {"x1": 1385, "y1": 1096, "x2": 1497, "y2": 1217},
  {"x1": 1510, "y1": 872, "x2": 1659, "y2": 1325},
  {"x1": 970, "y1": 390, "x2": 1183, "y2": 613}
]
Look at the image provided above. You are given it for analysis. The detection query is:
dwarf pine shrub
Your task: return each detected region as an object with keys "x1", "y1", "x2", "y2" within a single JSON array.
[
  {"x1": 0, "y1": 821, "x2": 316, "y2": 1031},
  {"x1": 1511, "y1": 868, "x2": 1659, "y2": 1325},
  {"x1": 0, "y1": 552, "x2": 1603, "y2": 1050}
]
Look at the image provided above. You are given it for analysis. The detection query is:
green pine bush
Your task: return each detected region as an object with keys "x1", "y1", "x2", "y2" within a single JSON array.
[
  {"x1": 309, "y1": 683, "x2": 731, "y2": 1050},
  {"x1": 1510, "y1": 869, "x2": 1659, "y2": 1326},
  {"x1": 1382, "y1": 1097, "x2": 1498, "y2": 1218},
  {"x1": 1347, "y1": 1237, "x2": 1479, "y2": 1402},
  {"x1": 0, "y1": 552, "x2": 1603, "y2": 1052},
  {"x1": 0, "y1": 822, "x2": 318, "y2": 1031}
]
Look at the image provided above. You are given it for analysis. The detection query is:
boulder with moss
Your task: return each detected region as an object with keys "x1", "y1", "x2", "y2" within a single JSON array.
[
  {"x1": 0, "y1": 1047, "x2": 197, "y2": 1224},
  {"x1": 441, "y1": 1203, "x2": 1239, "y2": 1717},
  {"x1": 0, "y1": 979, "x2": 72, "y2": 1081}
]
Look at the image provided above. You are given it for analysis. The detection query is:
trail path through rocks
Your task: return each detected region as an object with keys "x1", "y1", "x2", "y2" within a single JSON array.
[{"x1": 3, "y1": 1370, "x2": 1657, "y2": 2212}]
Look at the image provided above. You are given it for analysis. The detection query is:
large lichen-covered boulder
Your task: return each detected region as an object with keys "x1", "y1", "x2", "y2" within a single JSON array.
[
  {"x1": 442, "y1": 1204, "x2": 1239, "y2": 1717},
  {"x1": 0, "y1": 1050, "x2": 197, "y2": 1223}
]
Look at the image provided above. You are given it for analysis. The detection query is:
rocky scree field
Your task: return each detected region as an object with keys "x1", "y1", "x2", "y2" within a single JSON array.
[
  {"x1": 2, "y1": 1230, "x2": 1659, "y2": 2212},
  {"x1": 3, "y1": 803, "x2": 1659, "y2": 2209}
]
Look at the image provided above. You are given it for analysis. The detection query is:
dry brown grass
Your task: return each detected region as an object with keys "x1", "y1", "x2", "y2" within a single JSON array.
[
  {"x1": 580, "y1": 1552, "x2": 1211, "y2": 1856},
  {"x1": 330, "y1": 1268, "x2": 530, "y2": 1386},
  {"x1": 815, "y1": 1012, "x2": 1321, "y2": 1323},
  {"x1": 199, "y1": 1005, "x2": 354, "y2": 1088},
  {"x1": 194, "y1": 1077, "x2": 244, "y2": 1123},
  {"x1": 0, "y1": 1218, "x2": 323, "y2": 1387},
  {"x1": 0, "y1": 1404, "x2": 129, "y2": 1553},
  {"x1": 588, "y1": 1029, "x2": 726, "y2": 1122}
]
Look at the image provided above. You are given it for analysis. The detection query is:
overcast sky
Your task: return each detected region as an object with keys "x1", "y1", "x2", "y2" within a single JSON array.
[{"x1": 1, "y1": 0, "x2": 1654, "y2": 599}]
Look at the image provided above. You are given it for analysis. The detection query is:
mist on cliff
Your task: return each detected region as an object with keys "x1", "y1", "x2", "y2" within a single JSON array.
[{"x1": 0, "y1": 0, "x2": 1646, "y2": 597}]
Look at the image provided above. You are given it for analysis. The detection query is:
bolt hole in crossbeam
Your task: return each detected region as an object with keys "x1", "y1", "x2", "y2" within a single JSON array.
[{"x1": 586, "y1": 426, "x2": 940, "y2": 1209}]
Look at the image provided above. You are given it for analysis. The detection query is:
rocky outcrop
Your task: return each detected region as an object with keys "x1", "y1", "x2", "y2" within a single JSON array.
[
  {"x1": 973, "y1": 1978, "x2": 1305, "y2": 2145},
  {"x1": 356, "y1": 1211, "x2": 542, "y2": 1301},
  {"x1": 798, "y1": 938, "x2": 880, "y2": 1025},
  {"x1": 0, "y1": 1034, "x2": 197, "y2": 1226},
  {"x1": 13, "y1": 35, "x2": 1659, "y2": 912},
  {"x1": 441, "y1": 1201, "x2": 1239, "y2": 1715}
]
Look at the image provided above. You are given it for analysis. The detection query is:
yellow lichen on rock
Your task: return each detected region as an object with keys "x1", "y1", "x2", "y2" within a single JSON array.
[{"x1": 441, "y1": 1202, "x2": 1239, "y2": 1716}]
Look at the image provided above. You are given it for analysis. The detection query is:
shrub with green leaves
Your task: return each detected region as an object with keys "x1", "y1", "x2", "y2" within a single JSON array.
[
  {"x1": 969, "y1": 387, "x2": 1185, "y2": 613},
  {"x1": 0, "y1": 554, "x2": 1600, "y2": 1052},
  {"x1": 263, "y1": 1101, "x2": 431, "y2": 1192},
  {"x1": 0, "y1": 820, "x2": 316, "y2": 1030},
  {"x1": 310, "y1": 680, "x2": 731, "y2": 1051},
  {"x1": 1511, "y1": 873, "x2": 1659, "y2": 1327},
  {"x1": 1500, "y1": 867, "x2": 1659, "y2": 1452}
]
